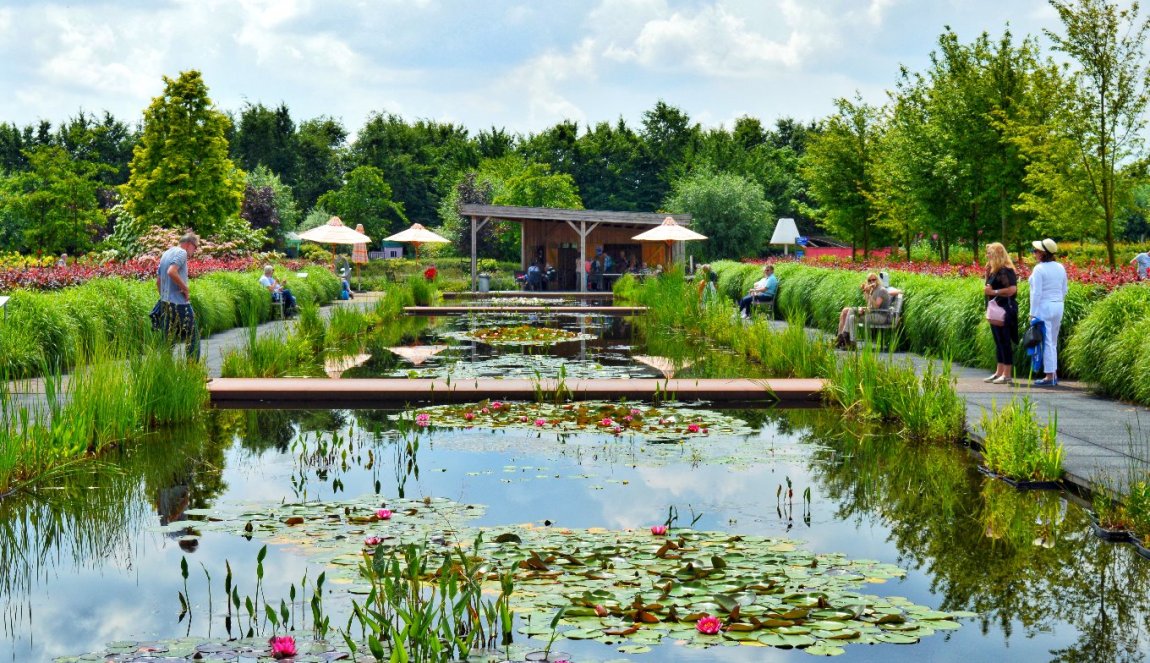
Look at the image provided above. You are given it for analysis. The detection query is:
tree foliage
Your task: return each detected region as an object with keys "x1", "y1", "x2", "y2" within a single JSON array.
[
  {"x1": 664, "y1": 168, "x2": 772, "y2": 261},
  {"x1": 0, "y1": 146, "x2": 110, "y2": 254},
  {"x1": 120, "y1": 70, "x2": 245, "y2": 235},
  {"x1": 1046, "y1": 0, "x2": 1150, "y2": 268},
  {"x1": 316, "y1": 165, "x2": 407, "y2": 242}
]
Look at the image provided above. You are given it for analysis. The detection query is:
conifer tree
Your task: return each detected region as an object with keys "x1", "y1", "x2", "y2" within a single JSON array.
[{"x1": 121, "y1": 70, "x2": 244, "y2": 235}]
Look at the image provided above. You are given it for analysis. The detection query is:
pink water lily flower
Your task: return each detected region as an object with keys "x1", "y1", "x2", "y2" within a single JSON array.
[
  {"x1": 687, "y1": 423, "x2": 701, "y2": 433},
  {"x1": 463, "y1": 412, "x2": 475, "y2": 421},
  {"x1": 594, "y1": 604, "x2": 609, "y2": 617},
  {"x1": 376, "y1": 509, "x2": 392, "y2": 520},
  {"x1": 491, "y1": 401, "x2": 503, "y2": 409},
  {"x1": 623, "y1": 415, "x2": 633, "y2": 422},
  {"x1": 269, "y1": 635, "x2": 297, "y2": 659},
  {"x1": 534, "y1": 418, "x2": 546, "y2": 427},
  {"x1": 630, "y1": 408, "x2": 642, "y2": 416},
  {"x1": 696, "y1": 615, "x2": 722, "y2": 635},
  {"x1": 599, "y1": 417, "x2": 613, "y2": 427},
  {"x1": 650, "y1": 525, "x2": 668, "y2": 536},
  {"x1": 364, "y1": 535, "x2": 383, "y2": 546},
  {"x1": 520, "y1": 416, "x2": 529, "y2": 422},
  {"x1": 481, "y1": 408, "x2": 490, "y2": 414},
  {"x1": 415, "y1": 413, "x2": 431, "y2": 427}
]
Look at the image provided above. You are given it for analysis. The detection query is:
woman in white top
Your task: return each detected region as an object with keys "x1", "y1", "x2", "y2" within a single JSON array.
[{"x1": 1028, "y1": 238, "x2": 1068, "y2": 386}]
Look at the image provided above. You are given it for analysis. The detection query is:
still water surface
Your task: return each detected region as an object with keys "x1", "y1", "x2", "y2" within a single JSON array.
[{"x1": 2, "y1": 310, "x2": 1147, "y2": 662}]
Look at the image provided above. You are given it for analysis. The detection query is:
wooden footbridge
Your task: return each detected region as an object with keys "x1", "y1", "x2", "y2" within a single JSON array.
[{"x1": 207, "y1": 378, "x2": 825, "y2": 409}]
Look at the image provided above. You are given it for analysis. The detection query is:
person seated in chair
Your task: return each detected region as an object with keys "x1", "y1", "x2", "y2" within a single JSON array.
[
  {"x1": 738, "y1": 265, "x2": 777, "y2": 319},
  {"x1": 525, "y1": 261, "x2": 543, "y2": 291},
  {"x1": 259, "y1": 265, "x2": 297, "y2": 315},
  {"x1": 835, "y1": 272, "x2": 889, "y2": 348}
]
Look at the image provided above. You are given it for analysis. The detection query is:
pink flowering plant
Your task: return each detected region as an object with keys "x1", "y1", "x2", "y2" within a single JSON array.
[
  {"x1": 269, "y1": 635, "x2": 297, "y2": 659},
  {"x1": 695, "y1": 615, "x2": 722, "y2": 635}
]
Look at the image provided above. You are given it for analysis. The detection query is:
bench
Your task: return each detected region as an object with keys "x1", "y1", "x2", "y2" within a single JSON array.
[
  {"x1": 270, "y1": 295, "x2": 286, "y2": 320},
  {"x1": 750, "y1": 283, "x2": 780, "y2": 319},
  {"x1": 854, "y1": 291, "x2": 903, "y2": 348}
]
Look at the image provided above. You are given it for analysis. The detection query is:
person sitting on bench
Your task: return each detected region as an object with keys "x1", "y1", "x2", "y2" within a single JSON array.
[
  {"x1": 738, "y1": 265, "x2": 777, "y2": 319},
  {"x1": 835, "y1": 272, "x2": 888, "y2": 348},
  {"x1": 259, "y1": 265, "x2": 297, "y2": 315}
]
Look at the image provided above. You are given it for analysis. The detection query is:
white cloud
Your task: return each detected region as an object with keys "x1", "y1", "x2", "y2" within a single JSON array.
[{"x1": 607, "y1": 4, "x2": 808, "y2": 74}]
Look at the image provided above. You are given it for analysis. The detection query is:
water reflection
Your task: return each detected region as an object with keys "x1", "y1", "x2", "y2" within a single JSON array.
[
  {"x1": 799, "y1": 410, "x2": 1150, "y2": 661},
  {"x1": 0, "y1": 422, "x2": 227, "y2": 638}
]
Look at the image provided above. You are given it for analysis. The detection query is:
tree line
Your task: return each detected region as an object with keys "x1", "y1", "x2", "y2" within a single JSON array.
[{"x1": 1, "y1": 0, "x2": 1147, "y2": 268}]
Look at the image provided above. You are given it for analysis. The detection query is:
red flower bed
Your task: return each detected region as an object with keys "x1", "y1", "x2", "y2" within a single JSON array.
[
  {"x1": 0, "y1": 257, "x2": 310, "y2": 292},
  {"x1": 747, "y1": 256, "x2": 1141, "y2": 291}
]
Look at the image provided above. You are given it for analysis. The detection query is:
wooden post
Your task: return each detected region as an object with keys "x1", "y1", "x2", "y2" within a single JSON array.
[
  {"x1": 469, "y1": 216, "x2": 490, "y2": 292},
  {"x1": 565, "y1": 219, "x2": 599, "y2": 292}
]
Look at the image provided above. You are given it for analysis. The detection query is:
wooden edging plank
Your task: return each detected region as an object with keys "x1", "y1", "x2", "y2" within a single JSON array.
[
  {"x1": 208, "y1": 377, "x2": 825, "y2": 409},
  {"x1": 403, "y1": 306, "x2": 646, "y2": 315}
]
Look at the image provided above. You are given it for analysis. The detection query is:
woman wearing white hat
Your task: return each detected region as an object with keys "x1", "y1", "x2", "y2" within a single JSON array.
[{"x1": 1028, "y1": 238, "x2": 1067, "y2": 386}]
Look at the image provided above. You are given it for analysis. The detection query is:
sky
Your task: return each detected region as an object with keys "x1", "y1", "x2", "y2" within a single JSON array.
[{"x1": 0, "y1": 0, "x2": 1065, "y2": 136}]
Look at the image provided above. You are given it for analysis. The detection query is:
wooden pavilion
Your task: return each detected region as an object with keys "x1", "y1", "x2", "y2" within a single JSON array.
[{"x1": 458, "y1": 204, "x2": 693, "y2": 292}]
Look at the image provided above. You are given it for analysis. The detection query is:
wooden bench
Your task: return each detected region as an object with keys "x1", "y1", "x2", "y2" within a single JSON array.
[
  {"x1": 854, "y1": 291, "x2": 903, "y2": 348},
  {"x1": 270, "y1": 295, "x2": 286, "y2": 320},
  {"x1": 751, "y1": 283, "x2": 780, "y2": 319}
]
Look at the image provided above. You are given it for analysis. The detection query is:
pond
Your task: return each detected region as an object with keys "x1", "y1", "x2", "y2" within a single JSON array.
[{"x1": 3, "y1": 307, "x2": 1149, "y2": 662}]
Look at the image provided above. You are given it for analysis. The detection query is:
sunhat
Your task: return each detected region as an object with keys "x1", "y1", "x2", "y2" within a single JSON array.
[{"x1": 1031, "y1": 238, "x2": 1058, "y2": 254}]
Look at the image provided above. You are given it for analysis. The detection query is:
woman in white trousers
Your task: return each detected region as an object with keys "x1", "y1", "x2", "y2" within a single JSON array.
[{"x1": 1028, "y1": 238, "x2": 1068, "y2": 386}]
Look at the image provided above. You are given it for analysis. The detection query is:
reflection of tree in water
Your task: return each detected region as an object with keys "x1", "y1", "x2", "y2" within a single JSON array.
[
  {"x1": 794, "y1": 410, "x2": 1150, "y2": 662},
  {"x1": 0, "y1": 422, "x2": 228, "y2": 636}
]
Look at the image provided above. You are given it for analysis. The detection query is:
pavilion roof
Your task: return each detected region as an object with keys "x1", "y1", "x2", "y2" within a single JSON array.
[{"x1": 458, "y1": 204, "x2": 692, "y2": 227}]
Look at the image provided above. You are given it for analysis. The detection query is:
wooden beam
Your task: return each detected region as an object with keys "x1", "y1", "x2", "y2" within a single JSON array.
[{"x1": 403, "y1": 305, "x2": 646, "y2": 315}]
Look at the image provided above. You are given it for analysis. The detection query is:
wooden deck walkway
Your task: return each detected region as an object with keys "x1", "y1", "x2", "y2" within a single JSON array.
[
  {"x1": 208, "y1": 377, "x2": 825, "y2": 409},
  {"x1": 404, "y1": 306, "x2": 646, "y2": 315},
  {"x1": 442, "y1": 291, "x2": 613, "y2": 299}
]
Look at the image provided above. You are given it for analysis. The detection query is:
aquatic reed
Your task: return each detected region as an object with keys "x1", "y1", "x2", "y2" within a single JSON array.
[{"x1": 979, "y1": 398, "x2": 1064, "y2": 481}]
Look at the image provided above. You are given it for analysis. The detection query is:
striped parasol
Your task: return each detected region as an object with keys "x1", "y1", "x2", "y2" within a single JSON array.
[{"x1": 352, "y1": 224, "x2": 369, "y2": 264}]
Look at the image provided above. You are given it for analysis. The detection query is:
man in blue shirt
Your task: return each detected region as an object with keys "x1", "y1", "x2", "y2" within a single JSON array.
[
  {"x1": 156, "y1": 232, "x2": 201, "y2": 361},
  {"x1": 739, "y1": 265, "x2": 778, "y2": 319}
]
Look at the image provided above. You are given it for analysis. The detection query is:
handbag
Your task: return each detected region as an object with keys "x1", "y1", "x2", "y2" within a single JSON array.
[
  {"x1": 986, "y1": 298, "x2": 1006, "y2": 327},
  {"x1": 1022, "y1": 321, "x2": 1044, "y2": 349},
  {"x1": 149, "y1": 300, "x2": 164, "y2": 331}
]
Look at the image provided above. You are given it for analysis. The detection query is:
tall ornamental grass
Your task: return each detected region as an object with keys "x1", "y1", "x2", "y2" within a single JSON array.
[
  {"x1": 1065, "y1": 285, "x2": 1150, "y2": 402},
  {"x1": 616, "y1": 268, "x2": 966, "y2": 444},
  {"x1": 710, "y1": 262, "x2": 1101, "y2": 376},
  {"x1": 0, "y1": 268, "x2": 340, "y2": 378}
]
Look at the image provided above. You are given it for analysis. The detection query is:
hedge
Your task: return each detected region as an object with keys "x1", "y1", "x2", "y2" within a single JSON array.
[
  {"x1": 710, "y1": 261, "x2": 1105, "y2": 377},
  {"x1": 0, "y1": 267, "x2": 340, "y2": 377}
]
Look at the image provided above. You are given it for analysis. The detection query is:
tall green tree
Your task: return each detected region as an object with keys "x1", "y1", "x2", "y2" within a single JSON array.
[
  {"x1": 1, "y1": 146, "x2": 110, "y2": 254},
  {"x1": 294, "y1": 116, "x2": 347, "y2": 210},
  {"x1": 801, "y1": 95, "x2": 887, "y2": 258},
  {"x1": 316, "y1": 165, "x2": 407, "y2": 241},
  {"x1": 232, "y1": 102, "x2": 298, "y2": 184},
  {"x1": 664, "y1": 168, "x2": 772, "y2": 261},
  {"x1": 120, "y1": 71, "x2": 244, "y2": 235},
  {"x1": 1047, "y1": 0, "x2": 1150, "y2": 268},
  {"x1": 492, "y1": 162, "x2": 583, "y2": 209}
]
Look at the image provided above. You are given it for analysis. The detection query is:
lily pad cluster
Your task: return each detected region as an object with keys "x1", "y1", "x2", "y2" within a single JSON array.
[
  {"x1": 463, "y1": 325, "x2": 593, "y2": 345},
  {"x1": 158, "y1": 495, "x2": 968, "y2": 658},
  {"x1": 398, "y1": 401, "x2": 745, "y2": 439},
  {"x1": 54, "y1": 637, "x2": 348, "y2": 662},
  {"x1": 478, "y1": 526, "x2": 968, "y2": 656}
]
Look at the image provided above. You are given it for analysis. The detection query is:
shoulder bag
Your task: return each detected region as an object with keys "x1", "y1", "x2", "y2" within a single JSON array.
[{"x1": 986, "y1": 298, "x2": 1006, "y2": 327}]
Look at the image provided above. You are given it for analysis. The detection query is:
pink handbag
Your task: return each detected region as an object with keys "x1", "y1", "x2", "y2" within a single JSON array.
[{"x1": 986, "y1": 298, "x2": 1007, "y2": 327}]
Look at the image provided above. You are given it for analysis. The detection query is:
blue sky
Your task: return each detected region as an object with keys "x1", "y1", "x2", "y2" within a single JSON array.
[{"x1": 0, "y1": 0, "x2": 1062, "y2": 135}]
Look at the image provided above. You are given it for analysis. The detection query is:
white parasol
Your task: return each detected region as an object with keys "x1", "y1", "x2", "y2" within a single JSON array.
[
  {"x1": 298, "y1": 216, "x2": 372, "y2": 272},
  {"x1": 385, "y1": 223, "x2": 449, "y2": 259},
  {"x1": 632, "y1": 216, "x2": 707, "y2": 266}
]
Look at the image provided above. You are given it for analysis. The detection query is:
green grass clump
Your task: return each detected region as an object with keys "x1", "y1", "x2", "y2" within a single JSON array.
[
  {"x1": 979, "y1": 398, "x2": 1063, "y2": 482},
  {"x1": 1066, "y1": 285, "x2": 1150, "y2": 401}
]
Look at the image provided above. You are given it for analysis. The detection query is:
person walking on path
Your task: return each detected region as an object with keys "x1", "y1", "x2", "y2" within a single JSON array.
[
  {"x1": 1131, "y1": 248, "x2": 1150, "y2": 280},
  {"x1": 1029, "y1": 238, "x2": 1067, "y2": 387},
  {"x1": 982, "y1": 242, "x2": 1019, "y2": 384},
  {"x1": 157, "y1": 232, "x2": 201, "y2": 361}
]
